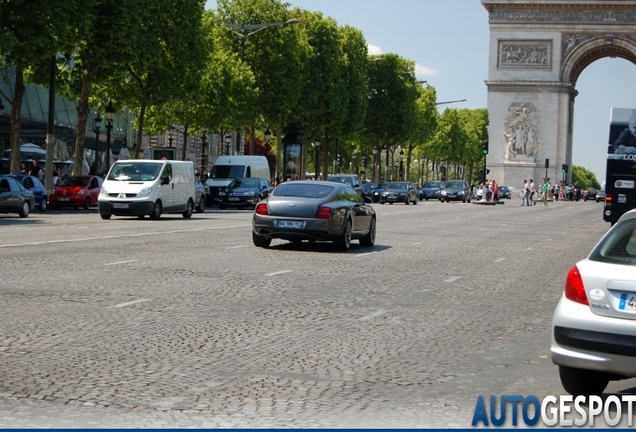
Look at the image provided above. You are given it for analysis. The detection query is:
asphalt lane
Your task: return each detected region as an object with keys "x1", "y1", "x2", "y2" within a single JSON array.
[{"x1": 0, "y1": 199, "x2": 632, "y2": 427}]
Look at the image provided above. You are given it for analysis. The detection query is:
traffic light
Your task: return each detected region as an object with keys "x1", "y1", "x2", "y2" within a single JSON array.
[
  {"x1": 337, "y1": 154, "x2": 342, "y2": 166},
  {"x1": 482, "y1": 140, "x2": 489, "y2": 155},
  {"x1": 561, "y1": 164, "x2": 568, "y2": 173}
]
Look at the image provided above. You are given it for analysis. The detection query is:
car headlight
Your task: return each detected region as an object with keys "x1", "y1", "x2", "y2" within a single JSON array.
[
  {"x1": 100, "y1": 188, "x2": 108, "y2": 196},
  {"x1": 381, "y1": 192, "x2": 388, "y2": 196},
  {"x1": 139, "y1": 186, "x2": 153, "y2": 196},
  {"x1": 77, "y1": 189, "x2": 85, "y2": 195},
  {"x1": 458, "y1": 191, "x2": 464, "y2": 195},
  {"x1": 441, "y1": 191, "x2": 447, "y2": 195},
  {"x1": 245, "y1": 191, "x2": 255, "y2": 196},
  {"x1": 204, "y1": 185, "x2": 209, "y2": 192},
  {"x1": 219, "y1": 191, "x2": 226, "y2": 196}
]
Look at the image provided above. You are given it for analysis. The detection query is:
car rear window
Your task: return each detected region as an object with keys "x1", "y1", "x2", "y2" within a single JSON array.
[
  {"x1": 589, "y1": 218, "x2": 636, "y2": 265},
  {"x1": 272, "y1": 183, "x2": 334, "y2": 198}
]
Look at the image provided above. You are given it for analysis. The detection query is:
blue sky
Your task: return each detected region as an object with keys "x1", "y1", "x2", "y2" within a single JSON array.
[{"x1": 207, "y1": 0, "x2": 636, "y2": 182}]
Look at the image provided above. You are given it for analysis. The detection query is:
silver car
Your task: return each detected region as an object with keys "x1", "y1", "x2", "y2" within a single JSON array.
[
  {"x1": 252, "y1": 181, "x2": 376, "y2": 251},
  {"x1": 551, "y1": 208, "x2": 636, "y2": 395}
]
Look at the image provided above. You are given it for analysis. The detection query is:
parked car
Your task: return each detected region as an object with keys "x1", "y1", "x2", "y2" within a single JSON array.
[
  {"x1": 8, "y1": 174, "x2": 48, "y2": 211},
  {"x1": 418, "y1": 181, "x2": 444, "y2": 201},
  {"x1": 218, "y1": 177, "x2": 274, "y2": 210},
  {"x1": 327, "y1": 174, "x2": 364, "y2": 199},
  {"x1": 252, "y1": 180, "x2": 376, "y2": 251},
  {"x1": 50, "y1": 175, "x2": 103, "y2": 210},
  {"x1": 551, "y1": 208, "x2": 636, "y2": 395},
  {"x1": 439, "y1": 180, "x2": 471, "y2": 203},
  {"x1": 379, "y1": 182, "x2": 418, "y2": 205},
  {"x1": 596, "y1": 188, "x2": 606, "y2": 203},
  {"x1": 0, "y1": 175, "x2": 35, "y2": 217},
  {"x1": 498, "y1": 185, "x2": 512, "y2": 199},
  {"x1": 583, "y1": 188, "x2": 597, "y2": 202},
  {"x1": 195, "y1": 177, "x2": 206, "y2": 213}
]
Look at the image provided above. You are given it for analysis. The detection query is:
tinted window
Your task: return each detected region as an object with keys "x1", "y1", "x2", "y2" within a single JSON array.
[
  {"x1": 589, "y1": 218, "x2": 636, "y2": 265},
  {"x1": 211, "y1": 165, "x2": 245, "y2": 179},
  {"x1": 445, "y1": 181, "x2": 466, "y2": 189},
  {"x1": 229, "y1": 178, "x2": 259, "y2": 188},
  {"x1": 328, "y1": 176, "x2": 358, "y2": 187},
  {"x1": 59, "y1": 177, "x2": 89, "y2": 187},
  {"x1": 23, "y1": 177, "x2": 34, "y2": 188},
  {"x1": 384, "y1": 182, "x2": 408, "y2": 189},
  {"x1": 423, "y1": 182, "x2": 442, "y2": 188},
  {"x1": 108, "y1": 162, "x2": 162, "y2": 181},
  {"x1": 273, "y1": 183, "x2": 334, "y2": 198}
]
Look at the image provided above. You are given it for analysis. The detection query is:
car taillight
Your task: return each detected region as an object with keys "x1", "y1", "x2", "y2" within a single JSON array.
[
  {"x1": 605, "y1": 194, "x2": 613, "y2": 204},
  {"x1": 255, "y1": 203, "x2": 269, "y2": 215},
  {"x1": 564, "y1": 265, "x2": 589, "y2": 305},
  {"x1": 315, "y1": 206, "x2": 332, "y2": 219}
]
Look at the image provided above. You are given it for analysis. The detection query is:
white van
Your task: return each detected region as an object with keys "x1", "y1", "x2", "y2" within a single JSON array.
[
  {"x1": 205, "y1": 156, "x2": 270, "y2": 205},
  {"x1": 98, "y1": 159, "x2": 196, "y2": 220}
]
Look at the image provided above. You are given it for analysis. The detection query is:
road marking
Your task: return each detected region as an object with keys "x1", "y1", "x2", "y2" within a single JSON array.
[
  {"x1": 526, "y1": 247, "x2": 533, "y2": 250},
  {"x1": 111, "y1": 299, "x2": 151, "y2": 308},
  {"x1": 411, "y1": 242, "x2": 422, "y2": 245},
  {"x1": 356, "y1": 252, "x2": 375, "y2": 257},
  {"x1": 104, "y1": 260, "x2": 136, "y2": 266},
  {"x1": 493, "y1": 257, "x2": 506, "y2": 262},
  {"x1": 264, "y1": 270, "x2": 292, "y2": 277},
  {"x1": 360, "y1": 309, "x2": 387, "y2": 321},
  {"x1": 444, "y1": 276, "x2": 462, "y2": 283},
  {"x1": 0, "y1": 224, "x2": 251, "y2": 249},
  {"x1": 383, "y1": 210, "x2": 427, "y2": 216},
  {"x1": 227, "y1": 245, "x2": 249, "y2": 249}
]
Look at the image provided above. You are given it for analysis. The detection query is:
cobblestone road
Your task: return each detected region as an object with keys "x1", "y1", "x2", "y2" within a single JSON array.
[{"x1": 0, "y1": 199, "x2": 631, "y2": 427}]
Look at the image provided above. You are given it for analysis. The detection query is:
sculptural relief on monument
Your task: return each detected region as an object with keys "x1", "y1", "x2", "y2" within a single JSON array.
[
  {"x1": 561, "y1": 33, "x2": 593, "y2": 59},
  {"x1": 503, "y1": 102, "x2": 540, "y2": 162},
  {"x1": 498, "y1": 40, "x2": 550, "y2": 68}
]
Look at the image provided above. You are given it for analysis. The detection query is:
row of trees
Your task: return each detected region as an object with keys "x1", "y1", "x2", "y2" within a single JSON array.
[{"x1": 0, "y1": 0, "x2": 489, "y2": 183}]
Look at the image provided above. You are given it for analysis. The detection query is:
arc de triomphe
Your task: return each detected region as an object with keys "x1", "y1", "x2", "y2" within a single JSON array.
[{"x1": 482, "y1": 0, "x2": 636, "y2": 188}]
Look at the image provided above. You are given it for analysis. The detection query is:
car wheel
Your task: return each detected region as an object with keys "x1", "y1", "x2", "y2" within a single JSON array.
[
  {"x1": 83, "y1": 197, "x2": 90, "y2": 210},
  {"x1": 334, "y1": 218, "x2": 352, "y2": 251},
  {"x1": 252, "y1": 230, "x2": 271, "y2": 248},
  {"x1": 559, "y1": 366, "x2": 609, "y2": 396},
  {"x1": 18, "y1": 201, "x2": 30, "y2": 218},
  {"x1": 38, "y1": 197, "x2": 47, "y2": 212},
  {"x1": 182, "y1": 199, "x2": 193, "y2": 219},
  {"x1": 389, "y1": 202, "x2": 393, "y2": 205},
  {"x1": 219, "y1": 203, "x2": 226, "y2": 210},
  {"x1": 359, "y1": 217, "x2": 376, "y2": 247},
  {"x1": 413, "y1": 197, "x2": 417, "y2": 205},
  {"x1": 100, "y1": 213, "x2": 111, "y2": 220},
  {"x1": 196, "y1": 196, "x2": 205, "y2": 213},
  {"x1": 425, "y1": 198, "x2": 429, "y2": 201},
  {"x1": 138, "y1": 215, "x2": 145, "y2": 219},
  {"x1": 405, "y1": 197, "x2": 409, "y2": 205},
  {"x1": 149, "y1": 200, "x2": 162, "y2": 220}
]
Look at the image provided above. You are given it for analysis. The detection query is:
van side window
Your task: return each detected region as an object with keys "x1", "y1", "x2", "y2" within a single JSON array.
[
  {"x1": 162, "y1": 164, "x2": 173, "y2": 181},
  {"x1": 246, "y1": 166, "x2": 251, "y2": 178}
]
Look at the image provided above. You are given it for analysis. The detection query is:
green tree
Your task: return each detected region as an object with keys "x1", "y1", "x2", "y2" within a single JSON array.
[
  {"x1": 572, "y1": 164, "x2": 601, "y2": 189},
  {"x1": 405, "y1": 84, "x2": 437, "y2": 181},
  {"x1": 457, "y1": 108, "x2": 489, "y2": 184},
  {"x1": 433, "y1": 108, "x2": 467, "y2": 180},
  {"x1": 0, "y1": 0, "x2": 79, "y2": 173}
]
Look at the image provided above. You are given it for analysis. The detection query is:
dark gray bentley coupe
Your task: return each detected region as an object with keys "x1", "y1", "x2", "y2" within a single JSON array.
[{"x1": 252, "y1": 181, "x2": 376, "y2": 251}]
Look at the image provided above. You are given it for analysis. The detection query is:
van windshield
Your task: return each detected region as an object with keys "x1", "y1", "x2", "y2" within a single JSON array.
[
  {"x1": 211, "y1": 165, "x2": 245, "y2": 179},
  {"x1": 107, "y1": 162, "x2": 162, "y2": 181}
]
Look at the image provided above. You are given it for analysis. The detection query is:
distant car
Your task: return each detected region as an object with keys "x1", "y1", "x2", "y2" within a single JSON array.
[
  {"x1": 8, "y1": 174, "x2": 48, "y2": 211},
  {"x1": 371, "y1": 182, "x2": 386, "y2": 203},
  {"x1": 583, "y1": 189, "x2": 597, "y2": 202},
  {"x1": 0, "y1": 175, "x2": 35, "y2": 217},
  {"x1": 596, "y1": 189, "x2": 606, "y2": 203},
  {"x1": 418, "y1": 181, "x2": 444, "y2": 201},
  {"x1": 361, "y1": 181, "x2": 376, "y2": 203},
  {"x1": 498, "y1": 185, "x2": 512, "y2": 199},
  {"x1": 551, "y1": 208, "x2": 636, "y2": 395},
  {"x1": 439, "y1": 180, "x2": 471, "y2": 203},
  {"x1": 218, "y1": 177, "x2": 273, "y2": 210},
  {"x1": 327, "y1": 174, "x2": 364, "y2": 198},
  {"x1": 49, "y1": 175, "x2": 103, "y2": 210},
  {"x1": 379, "y1": 182, "x2": 418, "y2": 205},
  {"x1": 195, "y1": 177, "x2": 206, "y2": 213},
  {"x1": 252, "y1": 180, "x2": 376, "y2": 251}
]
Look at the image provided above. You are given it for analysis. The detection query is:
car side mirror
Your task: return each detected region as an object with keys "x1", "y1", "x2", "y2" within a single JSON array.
[{"x1": 162, "y1": 176, "x2": 170, "y2": 185}]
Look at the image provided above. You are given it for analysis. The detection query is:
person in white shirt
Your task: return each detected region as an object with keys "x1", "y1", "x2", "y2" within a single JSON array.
[{"x1": 529, "y1": 179, "x2": 536, "y2": 205}]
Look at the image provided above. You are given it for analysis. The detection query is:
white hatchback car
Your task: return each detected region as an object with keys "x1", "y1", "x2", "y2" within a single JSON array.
[{"x1": 551, "y1": 209, "x2": 636, "y2": 395}]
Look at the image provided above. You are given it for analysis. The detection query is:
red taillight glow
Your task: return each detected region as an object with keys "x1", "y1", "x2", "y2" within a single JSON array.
[
  {"x1": 605, "y1": 194, "x2": 613, "y2": 204},
  {"x1": 255, "y1": 203, "x2": 269, "y2": 215},
  {"x1": 564, "y1": 265, "x2": 589, "y2": 305},
  {"x1": 315, "y1": 206, "x2": 332, "y2": 219}
]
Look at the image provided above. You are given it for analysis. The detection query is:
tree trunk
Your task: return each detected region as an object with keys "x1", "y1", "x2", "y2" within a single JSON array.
[
  {"x1": 72, "y1": 65, "x2": 93, "y2": 176},
  {"x1": 134, "y1": 103, "x2": 147, "y2": 159},
  {"x1": 180, "y1": 124, "x2": 190, "y2": 162},
  {"x1": 9, "y1": 65, "x2": 25, "y2": 174},
  {"x1": 249, "y1": 125, "x2": 256, "y2": 155}
]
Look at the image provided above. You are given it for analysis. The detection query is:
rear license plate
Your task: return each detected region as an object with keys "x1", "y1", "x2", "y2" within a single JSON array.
[
  {"x1": 276, "y1": 220, "x2": 305, "y2": 229},
  {"x1": 58, "y1": 197, "x2": 70, "y2": 202},
  {"x1": 228, "y1": 197, "x2": 240, "y2": 201},
  {"x1": 619, "y1": 293, "x2": 636, "y2": 310},
  {"x1": 113, "y1": 203, "x2": 129, "y2": 209}
]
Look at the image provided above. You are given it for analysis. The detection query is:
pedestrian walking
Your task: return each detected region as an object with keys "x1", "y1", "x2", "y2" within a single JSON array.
[
  {"x1": 521, "y1": 179, "x2": 530, "y2": 206},
  {"x1": 541, "y1": 178, "x2": 550, "y2": 206},
  {"x1": 529, "y1": 179, "x2": 536, "y2": 205}
]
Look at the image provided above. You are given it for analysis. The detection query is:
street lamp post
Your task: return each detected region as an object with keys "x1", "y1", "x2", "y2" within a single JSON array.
[
  {"x1": 399, "y1": 149, "x2": 404, "y2": 181},
  {"x1": 224, "y1": 133, "x2": 232, "y2": 155},
  {"x1": 351, "y1": 154, "x2": 356, "y2": 174},
  {"x1": 104, "y1": 100, "x2": 114, "y2": 175},
  {"x1": 168, "y1": 131, "x2": 174, "y2": 147},
  {"x1": 312, "y1": 141, "x2": 320, "y2": 180},
  {"x1": 436, "y1": 99, "x2": 467, "y2": 106},
  {"x1": 200, "y1": 132, "x2": 208, "y2": 178},
  {"x1": 91, "y1": 114, "x2": 102, "y2": 175},
  {"x1": 372, "y1": 147, "x2": 378, "y2": 184}
]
